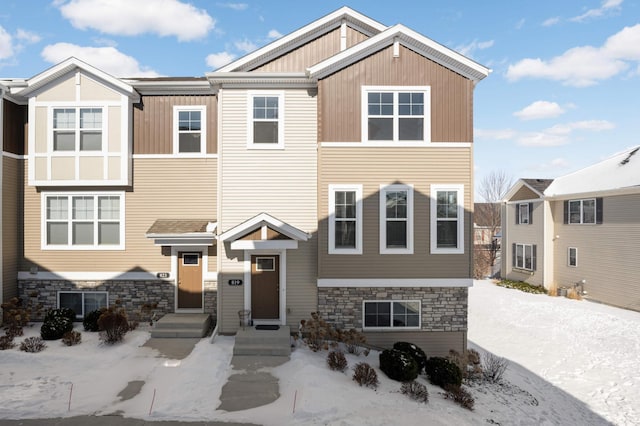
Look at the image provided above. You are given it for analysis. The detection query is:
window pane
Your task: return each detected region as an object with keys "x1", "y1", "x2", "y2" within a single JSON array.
[
  {"x1": 53, "y1": 109, "x2": 75, "y2": 129},
  {"x1": 583, "y1": 200, "x2": 595, "y2": 223},
  {"x1": 59, "y1": 293, "x2": 82, "y2": 318},
  {"x1": 54, "y1": 132, "x2": 75, "y2": 151},
  {"x1": 47, "y1": 196, "x2": 68, "y2": 220},
  {"x1": 47, "y1": 222, "x2": 68, "y2": 244},
  {"x1": 98, "y1": 222, "x2": 119, "y2": 245},
  {"x1": 98, "y1": 196, "x2": 119, "y2": 220},
  {"x1": 368, "y1": 118, "x2": 393, "y2": 140},
  {"x1": 84, "y1": 293, "x2": 107, "y2": 313},
  {"x1": 335, "y1": 221, "x2": 356, "y2": 248},
  {"x1": 253, "y1": 122, "x2": 278, "y2": 143},
  {"x1": 253, "y1": 96, "x2": 278, "y2": 120},
  {"x1": 386, "y1": 191, "x2": 407, "y2": 219},
  {"x1": 80, "y1": 108, "x2": 102, "y2": 128},
  {"x1": 73, "y1": 222, "x2": 94, "y2": 245},
  {"x1": 178, "y1": 110, "x2": 201, "y2": 131},
  {"x1": 437, "y1": 191, "x2": 457, "y2": 218},
  {"x1": 525, "y1": 245, "x2": 533, "y2": 269},
  {"x1": 569, "y1": 201, "x2": 581, "y2": 223},
  {"x1": 399, "y1": 118, "x2": 423, "y2": 140},
  {"x1": 178, "y1": 133, "x2": 201, "y2": 152},
  {"x1": 256, "y1": 257, "x2": 275, "y2": 271},
  {"x1": 364, "y1": 302, "x2": 390, "y2": 327},
  {"x1": 437, "y1": 221, "x2": 457, "y2": 248},
  {"x1": 73, "y1": 197, "x2": 94, "y2": 220},
  {"x1": 335, "y1": 191, "x2": 356, "y2": 219},
  {"x1": 80, "y1": 131, "x2": 102, "y2": 151},
  {"x1": 569, "y1": 248, "x2": 577, "y2": 266},
  {"x1": 387, "y1": 221, "x2": 407, "y2": 248}
]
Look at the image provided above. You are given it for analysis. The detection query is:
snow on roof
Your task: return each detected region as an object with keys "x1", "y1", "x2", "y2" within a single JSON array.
[{"x1": 544, "y1": 146, "x2": 640, "y2": 197}]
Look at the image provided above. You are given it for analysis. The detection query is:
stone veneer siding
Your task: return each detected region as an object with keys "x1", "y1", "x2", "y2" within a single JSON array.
[
  {"x1": 317, "y1": 286, "x2": 467, "y2": 332},
  {"x1": 19, "y1": 279, "x2": 217, "y2": 321}
]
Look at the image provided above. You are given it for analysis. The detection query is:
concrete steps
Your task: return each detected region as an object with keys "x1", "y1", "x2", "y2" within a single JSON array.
[
  {"x1": 233, "y1": 326, "x2": 291, "y2": 356},
  {"x1": 150, "y1": 313, "x2": 211, "y2": 338}
]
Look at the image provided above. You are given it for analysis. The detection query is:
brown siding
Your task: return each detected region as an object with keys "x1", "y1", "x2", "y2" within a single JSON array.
[
  {"x1": 253, "y1": 26, "x2": 370, "y2": 72},
  {"x1": 3, "y1": 157, "x2": 23, "y2": 301},
  {"x1": 133, "y1": 95, "x2": 217, "y2": 155},
  {"x1": 318, "y1": 45, "x2": 474, "y2": 143},
  {"x1": 510, "y1": 186, "x2": 540, "y2": 201},
  {"x1": 318, "y1": 146, "x2": 473, "y2": 278},
  {"x1": 365, "y1": 331, "x2": 466, "y2": 357},
  {"x1": 3, "y1": 100, "x2": 27, "y2": 155}
]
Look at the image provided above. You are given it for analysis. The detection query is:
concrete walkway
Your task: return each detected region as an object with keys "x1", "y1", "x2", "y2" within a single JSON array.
[{"x1": 0, "y1": 416, "x2": 257, "y2": 426}]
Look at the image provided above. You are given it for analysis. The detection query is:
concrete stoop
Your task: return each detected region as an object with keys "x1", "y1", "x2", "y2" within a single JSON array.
[
  {"x1": 150, "y1": 313, "x2": 211, "y2": 338},
  {"x1": 233, "y1": 326, "x2": 291, "y2": 356}
]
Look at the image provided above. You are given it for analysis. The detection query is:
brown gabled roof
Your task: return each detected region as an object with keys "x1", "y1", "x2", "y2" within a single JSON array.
[
  {"x1": 522, "y1": 178, "x2": 554, "y2": 194},
  {"x1": 146, "y1": 219, "x2": 215, "y2": 235}
]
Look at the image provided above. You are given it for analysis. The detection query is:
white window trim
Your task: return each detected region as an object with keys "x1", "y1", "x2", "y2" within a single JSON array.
[
  {"x1": 568, "y1": 198, "x2": 596, "y2": 224},
  {"x1": 430, "y1": 184, "x2": 464, "y2": 254},
  {"x1": 362, "y1": 300, "x2": 422, "y2": 330},
  {"x1": 379, "y1": 184, "x2": 413, "y2": 254},
  {"x1": 247, "y1": 91, "x2": 285, "y2": 150},
  {"x1": 518, "y1": 203, "x2": 529, "y2": 224},
  {"x1": 41, "y1": 191, "x2": 125, "y2": 250},
  {"x1": 568, "y1": 247, "x2": 578, "y2": 267},
  {"x1": 57, "y1": 290, "x2": 109, "y2": 319},
  {"x1": 515, "y1": 243, "x2": 534, "y2": 271},
  {"x1": 173, "y1": 105, "x2": 207, "y2": 156},
  {"x1": 328, "y1": 184, "x2": 363, "y2": 255},
  {"x1": 361, "y1": 86, "x2": 431, "y2": 143}
]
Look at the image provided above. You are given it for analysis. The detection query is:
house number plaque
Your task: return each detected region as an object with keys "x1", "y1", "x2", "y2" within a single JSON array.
[{"x1": 228, "y1": 279, "x2": 243, "y2": 286}]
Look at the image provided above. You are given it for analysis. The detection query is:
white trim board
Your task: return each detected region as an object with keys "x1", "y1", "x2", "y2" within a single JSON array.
[
  {"x1": 320, "y1": 142, "x2": 472, "y2": 148},
  {"x1": 317, "y1": 278, "x2": 473, "y2": 288}
]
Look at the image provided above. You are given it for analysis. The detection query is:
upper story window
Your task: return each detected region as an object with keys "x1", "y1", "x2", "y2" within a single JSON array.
[
  {"x1": 517, "y1": 203, "x2": 532, "y2": 225},
  {"x1": 53, "y1": 108, "x2": 103, "y2": 152},
  {"x1": 328, "y1": 184, "x2": 363, "y2": 255},
  {"x1": 380, "y1": 184, "x2": 413, "y2": 254},
  {"x1": 42, "y1": 192, "x2": 124, "y2": 250},
  {"x1": 248, "y1": 91, "x2": 284, "y2": 149},
  {"x1": 174, "y1": 106, "x2": 206, "y2": 155},
  {"x1": 430, "y1": 184, "x2": 464, "y2": 254},
  {"x1": 565, "y1": 198, "x2": 602, "y2": 224},
  {"x1": 361, "y1": 86, "x2": 430, "y2": 143}
]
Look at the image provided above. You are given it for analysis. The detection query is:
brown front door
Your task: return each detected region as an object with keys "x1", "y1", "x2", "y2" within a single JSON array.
[
  {"x1": 177, "y1": 252, "x2": 203, "y2": 309},
  {"x1": 251, "y1": 255, "x2": 279, "y2": 319}
]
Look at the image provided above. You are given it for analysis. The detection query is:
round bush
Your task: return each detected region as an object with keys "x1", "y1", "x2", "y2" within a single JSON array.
[
  {"x1": 40, "y1": 316, "x2": 74, "y2": 340},
  {"x1": 44, "y1": 307, "x2": 76, "y2": 323},
  {"x1": 393, "y1": 341, "x2": 427, "y2": 373},
  {"x1": 83, "y1": 309, "x2": 104, "y2": 332},
  {"x1": 379, "y1": 348, "x2": 419, "y2": 382},
  {"x1": 424, "y1": 357, "x2": 462, "y2": 389}
]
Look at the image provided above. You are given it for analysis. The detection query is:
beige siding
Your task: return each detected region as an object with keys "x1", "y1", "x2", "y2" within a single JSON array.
[
  {"x1": 318, "y1": 146, "x2": 473, "y2": 278},
  {"x1": 503, "y1": 201, "x2": 545, "y2": 286},
  {"x1": 511, "y1": 186, "x2": 539, "y2": 201},
  {"x1": 318, "y1": 45, "x2": 474, "y2": 143},
  {"x1": 35, "y1": 73, "x2": 75, "y2": 102},
  {"x1": 217, "y1": 88, "x2": 318, "y2": 333},
  {"x1": 21, "y1": 158, "x2": 217, "y2": 272},
  {"x1": 2, "y1": 157, "x2": 22, "y2": 302},
  {"x1": 551, "y1": 194, "x2": 640, "y2": 311},
  {"x1": 365, "y1": 331, "x2": 466, "y2": 357},
  {"x1": 79, "y1": 74, "x2": 121, "y2": 101},
  {"x1": 133, "y1": 95, "x2": 217, "y2": 155}
]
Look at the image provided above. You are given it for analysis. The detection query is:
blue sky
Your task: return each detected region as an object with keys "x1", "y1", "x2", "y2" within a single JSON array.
[{"x1": 1, "y1": 0, "x2": 638, "y2": 198}]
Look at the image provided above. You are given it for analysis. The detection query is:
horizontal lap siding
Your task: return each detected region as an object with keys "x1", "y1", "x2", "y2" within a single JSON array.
[
  {"x1": 3, "y1": 157, "x2": 22, "y2": 301},
  {"x1": 552, "y1": 194, "x2": 640, "y2": 311},
  {"x1": 318, "y1": 146, "x2": 472, "y2": 278},
  {"x1": 365, "y1": 331, "x2": 466, "y2": 357},
  {"x1": 21, "y1": 158, "x2": 217, "y2": 273},
  {"x1": 504, "y1": 201, "x2": 545, "y2": 286}
]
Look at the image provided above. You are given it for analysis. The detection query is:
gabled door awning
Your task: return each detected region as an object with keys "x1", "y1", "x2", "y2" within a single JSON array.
[
  {"x1": 218, "y1": 212, "x2": 310, "y2": 250},
  {"x1": 145, "y1": 219, "x2": 217, "y2": 246}
]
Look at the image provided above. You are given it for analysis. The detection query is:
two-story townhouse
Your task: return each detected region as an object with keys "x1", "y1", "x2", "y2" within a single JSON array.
[
  {"x1": 2, "y1": 8, "x2": 489, "y2": 354},
  {"x1": 502, "y1": 147, "x2": 640, "y2": 312}
]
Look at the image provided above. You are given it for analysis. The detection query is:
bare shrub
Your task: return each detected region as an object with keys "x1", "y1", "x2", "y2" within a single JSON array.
[
  {"x1": 0, "y1": 335, "x2": 16, "y2": 350},
  {"x1": 444, "y1": 384, "x2": 474, "y2": 410},
  {"x1": 448, "y1": 349, "x2": 483, "y2": 382},
  {"x1": 299, "y1": 312, "x2": 338, "y2": 351},
  {"x1": 327, "y1": 350, "x2": 348, "y2": 372},
  {"x1": 20, "y1": 336, "x2": 46, "y2": 353},
  {"x1": 62, "y1": 330, "x2": 82, "y2": 346},
  {"x1": 547, "y1": 281, "x2": 558, "y2": 297},
  {"x1": 5, "y1": 324, "x2": 24, "y2": 339},
  {"x1": 482, "y1": 352, "x2": 508, "y2": 383},
  {"x1": 98, "y1": 307, "x2": 129, "y2": 344},
  {"x1": 567, "y1": 288, "x2": 583, "y2": 300},
  {"x1": 352, "y1": 362, "x2": 379, "y2": 389},
  {"x1": 338, "y1": 328, "x2": 367, "y2": 355},
  {"x1": 401, "y1": 381, "x2": 429, "y2": 403},
  {"x1": 2, "y1": 295, "x2": 41, "y2": 335},
  {"x1": 473, "y1": 246, "x2": 492, "y2": 279}
]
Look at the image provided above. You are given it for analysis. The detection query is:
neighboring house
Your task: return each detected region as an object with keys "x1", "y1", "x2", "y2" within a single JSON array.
[
  {"x1": 474, "y1": 202, "x2": 500, "y2": 249},
  {"x1": 0, "y1": 7, "x2": 490, "y2": 354},
  {"x1": 502, "y1": 147, "x2": 640, "y2": 312}
]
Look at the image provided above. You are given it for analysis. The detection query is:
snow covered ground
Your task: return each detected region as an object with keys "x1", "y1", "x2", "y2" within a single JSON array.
[{"x1": 0, "y1": 279, "x2": 638, "y2": 425}]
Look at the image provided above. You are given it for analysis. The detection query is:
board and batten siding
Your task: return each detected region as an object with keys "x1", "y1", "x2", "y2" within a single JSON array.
[
  {"x1": 217, "y1": 88, "x2": 318, "y2": 333},
  {"x1": 551, "y1": 194, "x2": 640, "y2": 311},
  {"x1": 21, "y1": 158, "x2": 217, "y2": 273},
  {"x1": 253, "y1": 26, "x2": 369, "y2": 72},
  {"x1": 318, "y1": 45, "x2": 474, "y2": 143},
  {"x1": 503, "y1": 200, "x2": 545, "y2": 286},
  {"x1": 133, "y1": 95, "x2": 217, "y2": 155},
  {"x1": 318, "y1": 146, "x2": 473, "y2": 279},
  {"x1": 3, "y1": 156, "x2": 22, "y2": 302}
]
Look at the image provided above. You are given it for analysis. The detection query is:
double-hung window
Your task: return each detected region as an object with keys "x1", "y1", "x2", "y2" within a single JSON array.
[
  {"x1": 248, "y1": 91, "x2": 284, "y2": 149},
  {"x1": 53, "y1": 107, "x2": 103, "y2": 151},
  {"x1": 174, "y1": 106, "x2": 206, "y2": 154},
  {"x1": 513, "y1": 243, "x2": 536, "y2": 271},
  {"x1": 363, "y1": 300, "x2": 421, "y2": 329},
  {"x1": 362, "y1": 86, "x2": 430, "y2": 142},
  {"x1": 517, "y1": 203, "x2": 532, "y2": 224},
  {"x1": 329, "y1": 184, "x2": 363, "y2": 254},
  {"x1": 380, "y1": 184, "x2": 413, "y2": 254},
  {"x1": 43, "y1": 192, "x2": 125, "y2": 250},
  {"x1": 430, "y1": 184, "x2": 464, "y2": 254}
]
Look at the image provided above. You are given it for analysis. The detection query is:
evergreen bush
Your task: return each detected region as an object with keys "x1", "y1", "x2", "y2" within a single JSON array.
[
  {"x1": 379, "y1": 348, "x2": 419, "y2": 382},
  {"x1": 393, "y1": 341, "x2": 427, "y2": 373},
  {"x1": 40, "y1": 316, "x2": 73, "y2": 340},
  {"x1": 83, "y1": 309, "x2": 105, "y2": 332},
  {"x1": 424, "y1": 356, "x2": 462, "y2": 389},
  {"x1": 44, "y1": 307, "x2": 76, "y2": 323}
]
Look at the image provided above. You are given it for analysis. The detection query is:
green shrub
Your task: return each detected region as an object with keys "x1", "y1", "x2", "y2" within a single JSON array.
[
  {"x1": 379, "y1": 349, "x2": 419, "y2": 382},
  {"x1": 20, "y1": 336, "x2": 46, "y2": 353},
  {"x1": 62, "y1": 330, "x2": 82, "y2": 346},
  {"x1": 83, "y1": 309, "x2": 104, "y2": 332},
  {"x1": 327, "y1": 350, "x2": 348, "y2": 372},
  {"x1": 352, "y1": 362, "x2": 379, "y2": 389},
  {"x1": 393, "y1": 342, "x2": 427, "y2": 373},
  {"x1": 424, "y1": 357, "x2": 462, "y2": 389},
  {"x1": 496, "y1": 280, "x2": 547, "y2": 294},
  {"x1": 44, "y1": 307, "x2": 76, "y2": 323},
  {"x1": 400, "y1": 380, "x2": 429, "y2": 403},
  {"x1": 40, "y1": 316, "x2": 73, "y2": 340},
  {"x1": 97, "y1": 307, "x2": 129, "y2": 344}
]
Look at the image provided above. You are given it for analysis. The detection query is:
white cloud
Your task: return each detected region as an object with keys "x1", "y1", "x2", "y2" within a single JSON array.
[
  {"x1": 518, "y1": 120, "x2": 615, "y2": 147},
  {"x1": 16, "y1": 29, "x2": 41, "y2": 44},
  {"x1": 571, "y1": 0, "x2": 623, "y2": 22},
  {"x1": 57, "y1": 0, "x2": 215, "y2": 41},
  {"x1": 234, "y1": 39, "x2": 256, "y2": 53},
  {"x1": 529, "y1": 157, "x2": 570, "y2": 171},
  {"x1": 506, "y1": 24, "x2": 640, "y2": 86},
  {"x1": 206, "y1": 51, "x2": 236, "y2": 69},
  {"x1": 217, "y1": 2, "x2": 248, "y2": 11},
  {"x1": 41, "y1": 43, "x2": 160, "y2": 77},
  {"x1": 267, "y1": 29, "x2": 283, "y2": 40},
  {"x1": 542, "y1": 17, "x2": 561, "y2": 27},
  {"x1": 0, "y1": 26, "x2": 14, "y2": 59},
  {"x1": 547, "y1": 120, "x2": 615, "y2": 135},
  {"x1": 515, "y1": 18, "x2": 525, "y2": 30},
  {"x1": 474, "y1": 128, "x2": 517, "y2": 140},
  {"x1": 518, "y1": 132, "x2": 569, "y2": 147},
  {"x1": 456, "y1": 39, "x2": 494, "y2": 57},
  {"x1": 513, "y1": 101, "x2": 566, "y2": 120}
]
